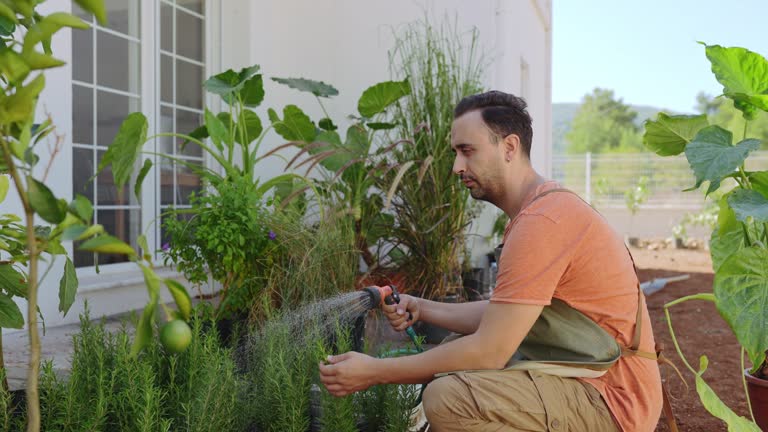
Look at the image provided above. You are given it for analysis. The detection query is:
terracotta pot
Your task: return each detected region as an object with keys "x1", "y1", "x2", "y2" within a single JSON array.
[{"x1": 745, "y1": 369, "x2": 768, "y2": 431}]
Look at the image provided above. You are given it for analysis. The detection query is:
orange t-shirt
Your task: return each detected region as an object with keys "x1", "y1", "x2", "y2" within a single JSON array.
[{"x1": 492, "y1": 181, "x2": 662, "y2": 432}]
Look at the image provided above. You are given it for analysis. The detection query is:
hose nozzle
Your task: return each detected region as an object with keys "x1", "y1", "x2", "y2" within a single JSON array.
[{"x1": 361, "y1": 285, "x2": 397, "y2": 310}]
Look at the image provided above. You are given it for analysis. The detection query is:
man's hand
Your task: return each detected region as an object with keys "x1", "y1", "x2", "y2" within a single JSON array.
[
  {"x1": 381, "y1": 294, "x2": 420, "y2": 331},
  {"x1": 319, "y1": 351, "x2": 381, "y2": 396}
]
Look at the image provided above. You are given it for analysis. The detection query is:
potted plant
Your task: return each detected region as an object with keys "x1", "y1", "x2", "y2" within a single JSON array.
[
  {"x1": 643, "y1": 43, "x2": 768, "y2": 431},
  {"x1": 384, "y1": 18, "x2": 485, "y2": 305},
  {"x1": 265, "y1": 75, "x2": 411, "y2": 274}
]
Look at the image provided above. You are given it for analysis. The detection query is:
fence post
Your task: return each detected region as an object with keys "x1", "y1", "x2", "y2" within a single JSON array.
[{"x1": 585, "y1": 152, "x2": 592, "y2": 204}]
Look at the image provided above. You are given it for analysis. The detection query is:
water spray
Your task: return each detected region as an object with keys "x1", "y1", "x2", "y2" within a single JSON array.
[{"x1": 362, "y1": 285, "x2": 423, "y2": 352}]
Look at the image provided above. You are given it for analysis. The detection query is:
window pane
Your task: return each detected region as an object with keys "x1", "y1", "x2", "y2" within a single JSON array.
[
  {"x1": 96, "y1": 209, "x2": 140, "y2": 265},
  {"x1": 161, "y1": 3, "x2": 173, "y2": 52},
  {"x1": 159, "y1": 106, "x2": 174, "y2": 155},
  {"x1": 175, "y1": 109, "x2": 203, "y2": 157},
  {"x1": 72, "y1": 3, "x2": 93, "y2": 22},
  {"x1": 97, "y1": 151, "x2": 132, "y2": 206},
  {"x1": 104, "y1": 0, "x2": 140, "y2": 37},
  {"x1": 97, "y1": 91, "x2": 139, "y2": 147},
  {"x1": 176, "y1": 59, "x2": 202, "y2": 109},
  {"x1": 176, "y1": 9, "x2": 204, "y2": 61},
  {"x1": 72, "y1": 148, "x2": 95, "y2": 200},
  {"x1": 73, "y1": 243, "x2": 94, "y2": 268},
  {"x1": 97, "y1": 30, "x2": 140, "y2": 93},
  {"x1": 161, "y1": 54, "x2": 173, "y2": 103},
  {"x1": 177, "y1": 0, "x2": 203, "y2": 14},
  {"x1": 177, "y1": 164, "x2": 201, "y2": 205},
  {"x1": 160, "y1": 161, "x2": 175, "y2": 205},
  {"x1": 72, "y1": 29, "x2": 93, "y2": 83},
  {"x1": 72, "y1": 85, "x2": 93, "y2": 145}
]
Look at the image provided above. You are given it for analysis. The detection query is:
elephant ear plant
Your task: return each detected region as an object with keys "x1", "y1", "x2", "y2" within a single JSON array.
[
  {"x1": 102, "y1": 65, "x2": 310, "y2": 319},
  {"x1": 268, "y1": 77, "x2": 411, "y2": 270},
  {"x1": 643, "y1": 43, "x2": 768, "y2": 431},
  {"x1": 0, "y1": 2, "x2": 191, "y2": 431}
]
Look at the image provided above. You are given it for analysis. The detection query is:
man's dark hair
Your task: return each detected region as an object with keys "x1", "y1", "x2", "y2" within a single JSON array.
[{"x1": 454, "y1": 91, "x2": 533, "y2": 158}]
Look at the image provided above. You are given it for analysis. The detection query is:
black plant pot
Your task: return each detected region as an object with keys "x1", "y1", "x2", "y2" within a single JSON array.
[
  {"x1": 214, "y1": 311, "x2": 250, "y2": 348},
  {"x1": 462, "y1": 268, "x2": 488, "y2": 301}
]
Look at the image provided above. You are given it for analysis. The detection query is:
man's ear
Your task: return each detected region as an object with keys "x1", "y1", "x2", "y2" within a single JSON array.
[{"x1": 503, "y1": 133, "x2": 521, "y2": 161}]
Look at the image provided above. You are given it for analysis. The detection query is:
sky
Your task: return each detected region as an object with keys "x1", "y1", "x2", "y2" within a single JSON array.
[{"x1": 553, "y1": 0, "x2": 768, "y2": 113}]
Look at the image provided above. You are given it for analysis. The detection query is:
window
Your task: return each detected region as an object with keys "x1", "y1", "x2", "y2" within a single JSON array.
[
  {"x1": 71, "y1": 0, "x2": 206, "y2": 269},
  {"x1": 158, "y1": 0, "x2": 205, "y2": 246},
  {"x1": 72, "y1": 1, "x2": 142, "y2": 268}
]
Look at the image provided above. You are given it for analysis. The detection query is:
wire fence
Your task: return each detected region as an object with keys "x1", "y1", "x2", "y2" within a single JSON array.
[{"x1": 552, "y1": 151, "x2": 768, "y2": 210}]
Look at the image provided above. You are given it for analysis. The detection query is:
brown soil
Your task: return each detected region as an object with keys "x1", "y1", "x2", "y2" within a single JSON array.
[{"x1": 631, "y1": 246, "x2": 753, "y2": 432}]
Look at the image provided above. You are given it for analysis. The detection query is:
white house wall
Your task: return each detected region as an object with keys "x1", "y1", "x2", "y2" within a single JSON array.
[
  {"x1": 223, "y1": 0, "x2": 552, "y2": 267},
  {"x1": 4, "y1": 0, "x2": 551, "y2": 331}
]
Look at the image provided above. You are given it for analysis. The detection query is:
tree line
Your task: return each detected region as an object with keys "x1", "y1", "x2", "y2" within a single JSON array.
[{"x1": 565, "y1": 88, "x2": 768, "y2": 154}]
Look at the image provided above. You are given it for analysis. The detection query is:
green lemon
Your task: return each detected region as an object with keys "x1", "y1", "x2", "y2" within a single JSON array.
[{"x1": 160, "y1": 320, "x2": 192, "y2": 353}]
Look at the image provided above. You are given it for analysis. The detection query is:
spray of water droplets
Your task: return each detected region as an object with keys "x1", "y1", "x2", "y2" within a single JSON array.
[{"x1": 235, "y1": 290, "x2": 376, "y2": 369}]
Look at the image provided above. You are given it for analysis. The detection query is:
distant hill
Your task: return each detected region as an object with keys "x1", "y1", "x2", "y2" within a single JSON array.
[{"x1": 552, "y1": 103, "x2": 671, "y2": 154}]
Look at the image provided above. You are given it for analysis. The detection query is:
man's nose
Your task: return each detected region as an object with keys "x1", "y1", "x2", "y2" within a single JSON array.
[{"x1": 452, "y1": 155, "x2": 465, "y2": 176}]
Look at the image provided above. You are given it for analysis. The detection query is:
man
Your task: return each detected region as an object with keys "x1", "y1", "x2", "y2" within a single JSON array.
[{"x1": 319, "y1": 91, "x2": 663, "y2": 431}]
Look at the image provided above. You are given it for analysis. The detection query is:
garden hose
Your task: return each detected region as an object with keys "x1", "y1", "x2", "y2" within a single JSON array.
[{"x1": 362, "y1": 285, "x2": 427, "y2": 406}]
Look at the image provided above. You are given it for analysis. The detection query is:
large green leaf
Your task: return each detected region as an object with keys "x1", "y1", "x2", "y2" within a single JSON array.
[
  {"x1": 0, "y1": 74, "x2": 45, "y2": 124},
  {"x1": 318, "y1": 118, "x2": 337, "y2": 131},
  {"x1": 704, "y1": 44, "x2": 768, "y2": 117},
  {"x1": 139, "y1": 264, "x2": 161, "y2": 297},
  {"x1": 28, "y1": 176, "x2": 66, "y2": 223},
  {"x1": 227, "y1": 74, "x2": 264, "y2": 107},
  {"x1": 79, "y1": 235, "x2": 136, "y2": 255},
  {"x1": 268, "y1": 105, "x2": 316, "y2": 142},
  {"x1": 22, "y1": 50, "x2": 66, "y2": 70},
  {"x1": 164, "y1": 279, "x2": 191, "y2": 321},
  {"x1": 204, "y1": 108, "x2": 226, "y2": 152},
  {"x1": 0, "y1": 264, "x2": 26, "y2": 297},
  {"x1": 714, "y1": 246, "x2": 768, "y2": 370},
  {"x1": 98, "y1": 112, "x2": 148, "y2": 187},
  {"x1": 314, "y1": 130, "x2": 348, "y2": 172},
  {"x1": 69, "y1": 194, "x2": 93, "y2": 223},
  {"x1": 0, "y1": 50, "x2": 31, "y2": 82},
  {"x1": 344, "y1": 123, "x2": 369, "y2": 156},
  {"x1": 748, "y1": 171, "x2": 768, "y2": 198},
  {"x1": 130, "y1": 296, "x2": 157, "y2": 356},
  {"x1": 203, "y1": 65, "x2": 260, "y2": 104},
  {"x1": 709, "y1": 194, "x2": 762, "y2": 272},
  {"x1": 685, "y1": 126, "x2": 760, "y2": 191},
  {"x1": 134, "y1": 158, "x2": 153, "y2": 201},
  {"x1": 642, "y1": 113, "x2": 708, "y2": 156},
  {"x1": 357, "y1": 79, "x2": 410, "y2": 118},
  {"x1": 271, "y1": 77, "x2": 339, "y2": 98},
  {"x1": 58, "y1": 257, "x2": 77, "y2": 316},
  {"x1": 23, "y1": 13, "x2": 89, "y2": 54},
  {"x1": 0, "y1": 175, "x2": 8, "y2": 203},
  {"x1": 727, "y1": 189, "x2": 768, "y2": 223},
  {"x1": 74, "y1": 0, "x2": 107, "y2": 25},
  {"x1": 694, "y1": 356, "x2": 761, "y2": 431},
  {"x1": 0, "y1": 294, "x2": 23, "y2": 328},
  {"x1": 237, "y1": 109, "x2": 263, "y2": 145},
  {"x1": 0, "y1": 11, "x2": 16, "y2": 33}
]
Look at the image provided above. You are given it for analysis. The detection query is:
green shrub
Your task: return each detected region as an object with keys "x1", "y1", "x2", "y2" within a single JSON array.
[
  {"x1": 163, "y1": 172, "x2": 276, "y2": 318},
  {"x1": 253, "y1": 211, "x2": 358, "y2": 318},
  {"x1": 31, "y1": 309, "x2": 244, "y2": 431}
]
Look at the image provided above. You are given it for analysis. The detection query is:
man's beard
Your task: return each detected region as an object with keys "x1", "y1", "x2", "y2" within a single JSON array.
[{"x1": 463, "y1": 174, "x2": 497, "y2": 204}]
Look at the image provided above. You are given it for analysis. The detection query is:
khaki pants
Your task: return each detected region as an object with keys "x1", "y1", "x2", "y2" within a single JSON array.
[{"x1": 422, "y1": 369, "x2": 620, "y2": 432}]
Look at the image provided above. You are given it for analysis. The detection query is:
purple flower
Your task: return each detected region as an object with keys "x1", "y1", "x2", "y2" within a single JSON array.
[
  {"x1": 268, "y1": 231, "x2": 276, "y2": 240},
  {"x1": 162, "y1": 242, "x2": 170, "y2": 251}
]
